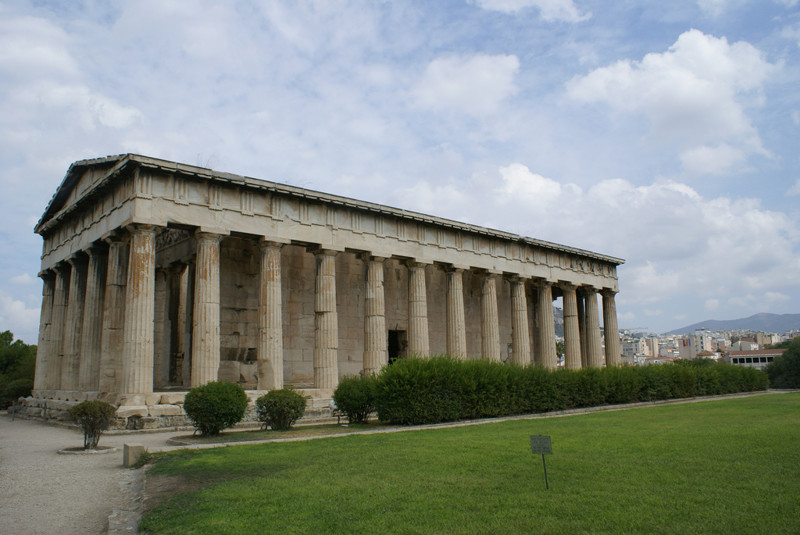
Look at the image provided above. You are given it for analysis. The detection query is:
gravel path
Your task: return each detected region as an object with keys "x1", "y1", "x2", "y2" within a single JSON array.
[{"x1": 0, "y1": 416, "x2": 184, "y2": 535}]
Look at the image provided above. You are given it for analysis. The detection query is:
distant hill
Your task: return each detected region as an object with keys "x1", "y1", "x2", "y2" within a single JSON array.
[{"x1": 666, "y1": 313, "x2": 800, "y2": 335}]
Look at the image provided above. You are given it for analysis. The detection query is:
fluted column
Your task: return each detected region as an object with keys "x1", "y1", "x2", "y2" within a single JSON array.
[
  {"x1": 48, "y1": 264, "x2": 70, "y2": 391},
  {"x1": 258, "y1": 240, "x2": 284, "y2": 390},
  {"x1": 99, "y1": 237, "x2": 128, "y2": 393},
  {"x1": 561, "y1": 283, "x2": 582, "y2": 369},
  {"x1": 603, "y1": 290, "x2": 621, "y2": 367},
  {"x1": 153, "y1": 268, "x2": 170, "y2": 388},
  {"x1": 481, "y1": 273, "x2": 501, "y2": 361},
  {"x1": 584, "y1": 288, "x2": 604, "y2": 368},
  {"x1": 191, "y1": 231, "x2": 222, "y2": 387},
  {"x1": 510, "y1": 276, "x2": 531, "y2": 365},
  {"x1": 534, "y1": 281, "x2": 557, "y2": 369},
  {"x1": 78, "y1": 245, "x2": 107, "y2": 391},
  {"x1": 407, "y1": 261, "x2": 430, "y2": 357},
  {"x1": 314, "y1": 250, "x2": 339, "y2": 389},
  {"x1": 577, "y1": 291, "x2": 588, "y2": 368},
  {"x1": 446, "y1": 268, "x2": 467, "y2": 358},
  {"x1": 121, "y1": 225, "x2": 157, "y2": 395},
  {"x1": 363, "y1": 256, "x2": 387, "y2": 374},
  {"x1": 62, "y1": 254, "x2": 88, "y2": 391},
  {"x1": 34, "y1": 272, "x2": 55, "y2": 392}
]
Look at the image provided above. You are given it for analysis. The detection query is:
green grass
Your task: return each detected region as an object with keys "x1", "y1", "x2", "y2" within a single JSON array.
[{"x1": 141, "y1": 393, "x2": 800, "y2": 534}]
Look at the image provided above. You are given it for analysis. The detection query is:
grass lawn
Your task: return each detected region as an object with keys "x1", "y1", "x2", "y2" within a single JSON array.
[{"x1": 140, "y1": 393, "x2": 800, "y2": 534}]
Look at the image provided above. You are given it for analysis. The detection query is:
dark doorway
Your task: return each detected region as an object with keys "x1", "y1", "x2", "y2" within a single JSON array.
[{"x1": 388, "y1": 330, "x2": 407, "y2": 364}]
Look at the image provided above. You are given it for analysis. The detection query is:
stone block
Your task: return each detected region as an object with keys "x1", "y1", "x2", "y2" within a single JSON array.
[
  {"x1": 123, "y1": 444, "x2": 146, "y2": 468},
  {"x1": 116, "y1": 405, "x2": 149, "y2": 418},
  {"x1": 144, "y1": 393, "x2": 162, "y2": 406},
  {"x1": 148, "y1": 404, "x2": 185, "y2": 417},
  {"x1": 159, "y1": 392, "x2": 187, "y2": 405}
]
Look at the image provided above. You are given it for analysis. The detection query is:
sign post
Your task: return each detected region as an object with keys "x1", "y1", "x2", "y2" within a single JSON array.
[{"x1": 529, "y1": 435, "x2": 552, "y2": 490}]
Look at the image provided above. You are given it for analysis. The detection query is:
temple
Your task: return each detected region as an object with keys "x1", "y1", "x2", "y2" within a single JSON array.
[{"x1": 28, "y1": 154, "x2": 624, "y2": 427}]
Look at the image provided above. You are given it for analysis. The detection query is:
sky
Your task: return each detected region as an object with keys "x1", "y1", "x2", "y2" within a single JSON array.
[{"x1": 1, "y1": 0, "x2": 799, "y2": 343}]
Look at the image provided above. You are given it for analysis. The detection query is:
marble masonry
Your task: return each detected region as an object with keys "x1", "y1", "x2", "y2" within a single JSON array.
[{"x1": 25, "y1": 154, "x2": 624, "y2": 428}]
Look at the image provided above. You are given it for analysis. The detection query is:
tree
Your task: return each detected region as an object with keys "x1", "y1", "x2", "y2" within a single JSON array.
[
  {"x1": 765, "y1": 337, "x2": 800, "y2": 389},
  {"x1": 0, "y1": 331, "x2": 37, "y2": 407}
]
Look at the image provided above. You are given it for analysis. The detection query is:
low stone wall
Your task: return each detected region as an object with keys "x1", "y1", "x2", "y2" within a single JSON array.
[{"x1": 16, "y1": 389, "x2": 335, "y2": 430}]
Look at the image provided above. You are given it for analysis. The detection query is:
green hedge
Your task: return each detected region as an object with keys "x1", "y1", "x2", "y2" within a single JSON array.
[
  {"x1": 333, "y1": 374, "x2": 379, "y2": 424},
  {"x1": 183, "y1": 381, "x2": 249, "y2": 436},
  {"x1": 256, "y1": 388, "x2": 307, "y2": 430},
  {"x1": 375, "y1": 356, "x2": 768, "y2": 425}
]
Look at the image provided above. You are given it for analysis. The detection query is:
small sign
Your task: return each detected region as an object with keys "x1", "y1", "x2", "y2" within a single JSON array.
[{"x1": 530, "y1": 435, "x2": 552, "y2": 455}]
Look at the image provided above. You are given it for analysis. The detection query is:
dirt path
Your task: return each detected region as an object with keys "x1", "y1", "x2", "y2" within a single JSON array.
[{"x1": 0, "y1": 416, "x2": 184, "y2": 535}]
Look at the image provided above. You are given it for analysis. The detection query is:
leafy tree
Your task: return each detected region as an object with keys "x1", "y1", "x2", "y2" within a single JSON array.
[
  {"x1": 0, "y1": 331, "x2": 37, "y2": 407},
  {"x1": 69, "y1": 400, "x2": 117, "y2": 449},
  {"x1": 766, "y1": 337, "x2": 800, "y2": 389}
]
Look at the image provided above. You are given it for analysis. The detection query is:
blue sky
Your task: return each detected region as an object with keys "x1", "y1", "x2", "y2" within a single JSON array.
[{"x1": 1, "y1": 0, "x2": 799, "y2": 342}]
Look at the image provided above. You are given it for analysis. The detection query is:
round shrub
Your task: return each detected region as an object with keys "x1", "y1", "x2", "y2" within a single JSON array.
[
  {"x1": 183, "y1": 381, "x2": 249, "y2": 436},
  {"x1": 256, "y1": 388, "x2": 307, "y2": 430},
  {"x1": 333, "y1": 374, "x2": 378, "y2": 424},
  {"x1": 69, "y1": 400, "x2": 117, "y2": 449}
]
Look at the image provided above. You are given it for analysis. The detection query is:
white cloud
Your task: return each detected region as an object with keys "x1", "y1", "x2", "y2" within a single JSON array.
[
  {"x1": 786, "y1": 180, "x2": 800, "y2": 196},
  {"x1": 0, "y1": 293, "x2": 40, "y2": 344},
  {"x1": 567, "y1": 29, "x2": 775, "y2": 176},
  {"x1": 10, "y1": 274, "x2": 35, "y2": 285},
  {"x1": 473, "y1": 0, "x2": 590, "y2": 21},
  {"x1": 412, "y1": 54, "x2": 520, "y2": 117},
  {"x1": 705, "y1": 299, "x2": 720, "y2": 310}
]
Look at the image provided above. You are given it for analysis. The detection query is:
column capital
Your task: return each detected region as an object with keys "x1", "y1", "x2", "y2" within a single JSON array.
[
  {"x1": 38, "y1": 269, "x2": 56, "y2": 281},
  {"x1": 359, "y1": 253, "x2": 386, "y2": 263},
  {"x1": 125, "y1": 223, "x2": 159, "y2": 235},
  {"x1": 601, "y1": 288, "x2": 618, "y2": 297},
  {"x1": 558, "y1": 281, "x2": 578, "y2": 292},
  {"x1": 505, "y1": 273, "x2": 528, "y2": 284},
  {"x1": 194, "y1": 229, "x2": 224, "y2": 242},
  {"x1": 66, "y1": 252, "x2": 88, "y2": 268},
  {"x1": 258, "y1": 238, "x2": 287, "y2": 250}
]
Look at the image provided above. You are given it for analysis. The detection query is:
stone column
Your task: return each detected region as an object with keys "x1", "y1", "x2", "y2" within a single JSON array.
[
  {"x1": 560, "y1": 283, "x2": 582, "y2": 369},
  {"x1": 99, "y1": 237, "x2": 128, "y2": 393},
  {"x1": 48, "y1": 264, "x2": 70, "y2": 391},
  {"x1": 584, "y1": 288, "x2": 604, "y2": 368},
  {"x1": 446, "y1": 268, "x2": 467, "y2": 358},
  {"x1": 258, "y1": 240, "x2": 283, "y2": 390},
  {"x1": 534, "y1": 281, "x2": 557, "y2": 369},
  {"x1": 191, "y1": 232, "x2": 222, "y2": 387},
  {"x1": 62, "y1": 254, "x2": 88, "y2": 392},
  {"x1": 603, "y1": 290, "x2": 621, "y2": 367},
  {"x1": 121, "y1": 225, "x2": 157, "y2": 395},
  {"x1": 577, "y1": 291, "x2": 588, "y2": 368},
  {"x1": 509, "y1": 276, "x2": 530, "y2": 366},
  {"x1": 34, "y1": 272, "x2": 55, "y2": 392},
  {"x1": 314, "y1": 250, "x2": 338, "y2": 389},
  {"x1": 407, "y1": 261, "x2": 430, "y2": 358},
  {"x1": 153, "y1": 268, "x2": 170, "y2": 388},
  {"x1": 481, "y1": 273, "x2": 501, "y2": 362},
  {"x1": 78, "y1": 245, "x2": 107, "y2": 392},
  {"x1": 363, "y1": 256, "x2": 387, "y2": 374}
]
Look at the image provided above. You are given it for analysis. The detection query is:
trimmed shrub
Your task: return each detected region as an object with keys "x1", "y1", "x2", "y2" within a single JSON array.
[
  {"x1": 766, "y1": 338, "x2": 800, "y2": 389},
  {"x1": 183, "y1": 381, "x2": 248, "y2": 436},
  {"x1": 256, "y1": 388, "x2": 307, "y2": 430},
  {"x1": 333, "y1": 374, "x2": 378, "y2": 424},
  {"x1": 69, "y1": 400, "x2": 117, "y2": 449}
]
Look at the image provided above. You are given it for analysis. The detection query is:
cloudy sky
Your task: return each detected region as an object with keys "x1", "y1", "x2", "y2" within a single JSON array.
[{"x1": 1, "y1": 0, "x2": 799, "y2": 343}]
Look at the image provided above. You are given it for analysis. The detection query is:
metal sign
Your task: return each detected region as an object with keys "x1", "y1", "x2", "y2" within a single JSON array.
[
  {"x1": 530, "y1": 435, "x2": 552, "y2": 490},
  {"x1": 530, "y1": 435, "x2": 552, "y2": 455}
]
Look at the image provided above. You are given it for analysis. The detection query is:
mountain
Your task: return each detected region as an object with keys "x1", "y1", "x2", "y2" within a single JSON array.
[{"x1": 666, "y1": 313, "x2": 800, "y2": 336}]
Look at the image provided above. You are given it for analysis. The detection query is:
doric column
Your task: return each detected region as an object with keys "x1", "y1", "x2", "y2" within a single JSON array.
[
  {"x1": 153, "y1": 268, "x2": 170, "y2": 388},
  {"x1": 258, "y1": 240, "x2": 284, "y2": 390},
  {"x1": 584, "y1": 288, "x2": 604, "y2": 368},
  {"x1": 34, "y1": 271, "x2": 55, "y2": 392},
  {"x1": 78, "y1": 245, "x2": 107, "y2": 391},
  {"x1": 577, "y1": 291, "x2": 588, "y2": 368},
  {"x1": 509, "y1": 276, "x2": 530, "y2": 366},
  {"x1": 191, "y1": 231, "x2": 222, "y2": 387},
  {"x1": 62, "y1": 254, "x2": 88, "y2": 391},
  {"x1": 121, "y1": 225, "x2": 157, "y2": 395},
  {"x1": 407, "y1": 261, "x2": 430, "y2": 357},
  {"x1": 560, "y1": 283, "x2": 582, "y2": 369},
  {"x1": 48, "y1": 264, "x2": 70, "y2": 391},
  {"x1": 363, "y1": 256, "x2": 387, "y2": 374},
  {"x1": 481, "y1": 273, "x2": 501, "y2": 361},
  {"x1": 534, "y1": 281, "x2": 557, "y2": 369},
  {"x1": 446, "y1": 268, "x2": 467, "y2": 358},
  {"x1": 314, "y1": 249, "x2": 338, "y2": 389},
  {"x1": 603, "y1": 290, "x2": 621, "y2": 367},
  {"x1": 99, "y1": 237, "x2": 128, "y2": 393}
]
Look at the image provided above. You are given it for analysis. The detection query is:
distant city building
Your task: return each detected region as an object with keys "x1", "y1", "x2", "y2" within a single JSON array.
[{"x1": 729, "y1": 349, "x2": 785, "y2": 371}]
